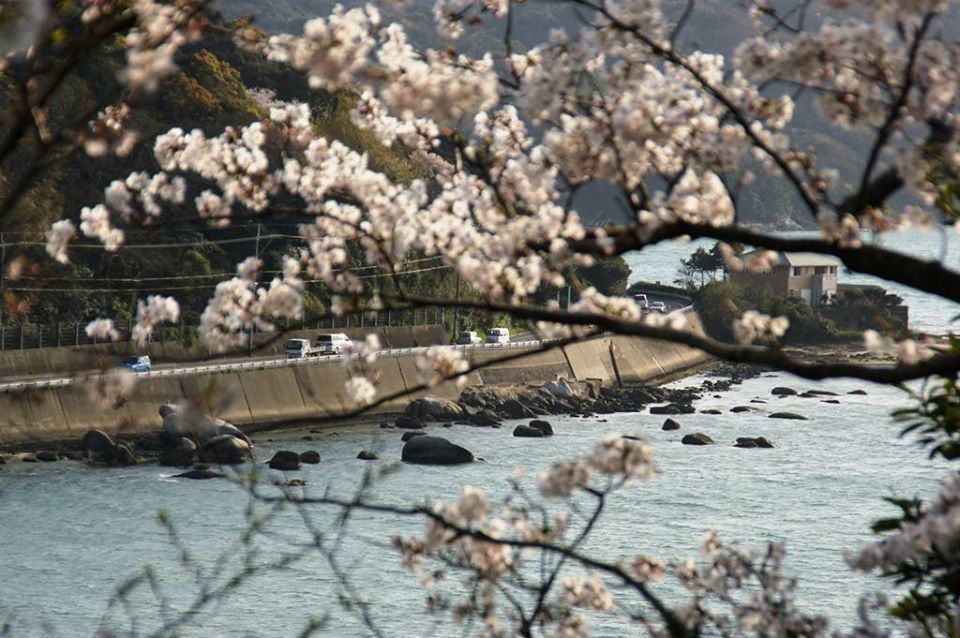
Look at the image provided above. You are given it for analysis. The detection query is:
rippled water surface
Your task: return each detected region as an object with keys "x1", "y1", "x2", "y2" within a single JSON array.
[
  {"x1": 2, "y1": 227, "x2": 957, "y2": 636},
  {"x1": 0, "y1": 372, "x2": 948, "y2": 637}
]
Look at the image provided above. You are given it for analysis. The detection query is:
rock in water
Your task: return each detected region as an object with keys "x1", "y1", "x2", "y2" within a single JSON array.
[
  {"x1": 661, "y1": 418, "x2": 681, "y2": 431},
  {"x1": 730, "y1": 406, "x2": 755, "y2": 413},
  {"x1": 468, "y1": 411, "x2": 501, "y2": 427},
  {"x1": 395, "y1": 415, "x2": 425, "y2": 430},
  {"x1": 114, "y1": 443, "x2": 138, "y2": 466},
  {"x1": 35, "y1": 451, "x2": 58, "y2": 462},
  {"x1": 401, "y1": 436, "x2": 475, "y2": 465},
  {"x1": 771, "y1": 387, "x2": 797, "y2": 396},
  {"x1": 199, "y1": 435, "x2": 252, "y2": 464},
  {"x1": 401, "y1": 431, "x2": 426, "y2": 442},
  {"x1": 299, "y1": 450, "x2": 322, "y2": 464},
  {"x1": 175, "y1": 468, "x2": 225, "y2": 480},
  {"x1": 700, "y1": 409, "x2": 722, "y2": 415},
  {"x1": 768, "y1": 412, "x2": 808, "y2": 420},
  {"x1": 847, "y1": 389, "x2": 868, "y2": 395},
  {"x1": 159, "y1": 438, "x2": 197, "y2": 467},
  {"x1": 81, "y1": 429, "x2": 115, "y2": 462},
  {"x1": 513, "y1": 425, "x2": 545, "y2": 438},
  {"x1": 405, "y1": 397, "x2": 465, "y2": 422},
  {"x1": 649, "y1": 403, "x2": 695, "y2": 415},
  {"x1": 529, "y1": 420, "x2": 554, "y2": 436},
  {"x1": 357, "y1": 450, "x2": 379, "y2": 460},
  {"x1": 268, "y1": 450, "x2": 301, "y2": 471},
  {"x1": 734, "y1": 437, "x2": 775, "y2": 448},
  {"x1": 681, "y1": 432, "x2": 714, "y2": 445}
]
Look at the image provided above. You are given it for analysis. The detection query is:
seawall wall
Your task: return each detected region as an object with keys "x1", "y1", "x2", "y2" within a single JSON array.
[{"x1": 0, "y1": 317, "x2": 710, "y2": 450}]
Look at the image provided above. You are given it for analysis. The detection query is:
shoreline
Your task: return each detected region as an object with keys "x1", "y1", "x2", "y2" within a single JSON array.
[{"x1": 0, "y1": 356, "x2": 718, "y2": 461}]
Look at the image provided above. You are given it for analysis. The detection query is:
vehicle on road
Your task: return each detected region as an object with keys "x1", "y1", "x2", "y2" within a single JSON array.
[
  {"x1": 633, "y1": 293, "x2": 649, "y2": 310},
  {"x1": 485, "y1": 328, "x2": 510, "y2": 344},
  {"x1": 649, "y1": 301, "x2": 667, "y2": 313},
  {"x1": 456, "y1": 331, "x2": 482, "y2": 345},
  {"x1": 119, "y1": 355, "x2": 151, "y2": 373},
  {"x1": 316, "y1": 333, "x2": 352, "y2": 355},
  {"x1": 285, "y1": 338, "x2": 319, "y2": 359}
]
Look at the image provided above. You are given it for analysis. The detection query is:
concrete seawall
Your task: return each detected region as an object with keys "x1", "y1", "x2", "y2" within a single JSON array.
[{"x1": 0, "y1": 318, "x2": 710, "y2": 450}]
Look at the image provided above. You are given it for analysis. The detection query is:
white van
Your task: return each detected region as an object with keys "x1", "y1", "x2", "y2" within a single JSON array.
[
  {"x1": 633, "y1": 293, "x2": 649, "y2": 311},
  {"x1": 485, "y1": 328, "x2": 510, "y2": 344},
  {"x1": 285, "y1": 338, "x2": 316, "y2": 359},
  {"x1": 457, "y1": 331, "x2": 482, "y2": 345},
  {"x1": 315, "y1": 333, "x2": 352, "y2": 355}
]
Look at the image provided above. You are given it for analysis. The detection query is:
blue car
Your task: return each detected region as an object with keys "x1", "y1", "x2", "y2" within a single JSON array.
[{"x1": 119, "y1": 355, "x2": 151, "y2": 373}]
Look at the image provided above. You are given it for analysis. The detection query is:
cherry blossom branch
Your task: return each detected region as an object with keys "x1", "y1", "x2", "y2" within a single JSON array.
[
  {"x1": 854, "y1": 11, "x2": 937, "y2": 214},
  {"x1": 251, "y1": 489, "x2": 692, "y2": 638},
  {"x1": 545, "y1": 220, "x2": 960, "y2": 305},
  {"x1": 571, "y1": 0, "x2": 822, "y2": 217}
]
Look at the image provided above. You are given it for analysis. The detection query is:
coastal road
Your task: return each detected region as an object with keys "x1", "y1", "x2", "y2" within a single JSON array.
[
  {"x1": 0, "y1": 340, "x2": 554, "y2": 394},
  {"x1": 0, "y1": 294, "x2": 693, "y2": 393}
]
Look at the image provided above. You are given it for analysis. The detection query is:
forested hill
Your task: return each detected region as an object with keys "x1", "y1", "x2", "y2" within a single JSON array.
[
  {"x1": 0, "y1": 16, "x2": 428, "y2": 326},
  {"x1": 213, "y1": 0, "x2": 878, "y2": 230}
]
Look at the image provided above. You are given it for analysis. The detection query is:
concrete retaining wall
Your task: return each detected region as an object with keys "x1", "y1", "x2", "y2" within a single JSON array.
[{"x1": 0, "y1": 316, "x2": 710, "y2": 450}]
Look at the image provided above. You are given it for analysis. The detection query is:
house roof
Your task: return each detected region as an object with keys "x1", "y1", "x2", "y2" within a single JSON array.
[{"x1": 741, "y1": 250, "x2": 842, "y2": 268}]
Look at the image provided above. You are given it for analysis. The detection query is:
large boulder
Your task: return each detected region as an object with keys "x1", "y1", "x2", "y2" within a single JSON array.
[
  {"x1": 769, "y1": 412, "x2": 808, "y2": 420},
  {"x1": 268, "y1": 451, "x2": 301, "y2": 471},
  {"x1": 81, "y1": 429, "x2": 116, "y2": 463},
  {"x1": 513, "y1": 425, "x2": 545, "y2": 438},
  {"x1": 681, "y1": 432, "x2": 714, "y2": 445},
  {"x1": 175, "y1": 467, "x2": 225, "y2": 480},
  {"x1": 734, "y1": 437, "x2": 774, "y2": 449},
  {"x1": 401, "y1": 431, "x2": 426, "y2": 442},
  {"x1": 159, "y1": 438, "x2": 198, "y2": 467},
  {"x1": 160, "y1": 404, "x2": 184, "y2": 436},
  {"x1": 402, "y1": 436, "x2": 475, "y2": 465},
  {"x1": 468, "y1": 410, "x2": 501, "y2": 427},
  {"x1": 405, "y1": 397, "x2": 465, "y2": 422},
  {"x1": 771, "y1": 387, "x2": 797, "y2": 396},
  {"x1": 395, "y1": 415, "x2": 426, "y2": 430},
  {"x1": 501, "y1": 399, "x2": 537, "y2": 419},
  {"x1": 114, "y1": 443, "x2": 138, "y2": 466},
  {"x1": 199, "y1": 435, "x2": 252, "y2": 464},
  {"x1": 650, "y1": 403, "x2": 695, "y2": 415},
  {"x1": 529, "y1": 420, "x2": 554, "y2": 436},
  {"x1": 543, "y1": 377, "x2": 578, "y2": 398},
  {"x1": 212, "y1": 419, "x2": 252, "y2": 447},
  {"x1": 662, "y1": 418, "x2": 681, "y2": 431},
  {"x1": 299, "y1": 450, "x2": 322, "y2": 464}
]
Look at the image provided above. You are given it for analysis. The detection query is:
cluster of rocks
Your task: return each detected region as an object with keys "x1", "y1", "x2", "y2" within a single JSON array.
[
  {"x1": 446, "y1": 379, "x2": 700, "y2": 424},
  {"x1": 657, "y1": 417, "x2": 774, "y2": 449}
]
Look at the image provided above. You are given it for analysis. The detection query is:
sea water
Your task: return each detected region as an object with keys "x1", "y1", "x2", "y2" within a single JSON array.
[{"x1": 1, "y1": 228, "x2": 957, "y2": 636}]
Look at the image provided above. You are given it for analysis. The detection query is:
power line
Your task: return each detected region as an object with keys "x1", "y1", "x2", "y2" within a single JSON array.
[
  {"x1": 7, "y1": 264, "x2": 455, "y2": 293},
  {"x1": 5, "y1": 233, "x2": 306, "y2": 250}
]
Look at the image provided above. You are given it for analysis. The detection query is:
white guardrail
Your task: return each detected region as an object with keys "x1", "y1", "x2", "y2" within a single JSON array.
[
  {"x1": 0, "y1": 303, "x2": 695, "y2": 394},
  {"x1": 0, "y1": 340, "x2": 553, "y2": 394}
]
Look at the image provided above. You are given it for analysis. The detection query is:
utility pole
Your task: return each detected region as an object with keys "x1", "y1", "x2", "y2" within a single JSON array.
[
  {"x1": 453, "y1": 270, "x2": 461, "y2": 336},
  {"x1": 0, "y1": 233, "x2": 5, "y2": 332},
  {"x1": 248, "y1": 224, "x2": 261, "y2": 357}
]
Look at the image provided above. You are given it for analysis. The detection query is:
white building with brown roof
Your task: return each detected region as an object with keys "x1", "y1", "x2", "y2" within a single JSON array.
[{"x1": 730, "y1": 251, "x2": 841, "y2": 307}]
